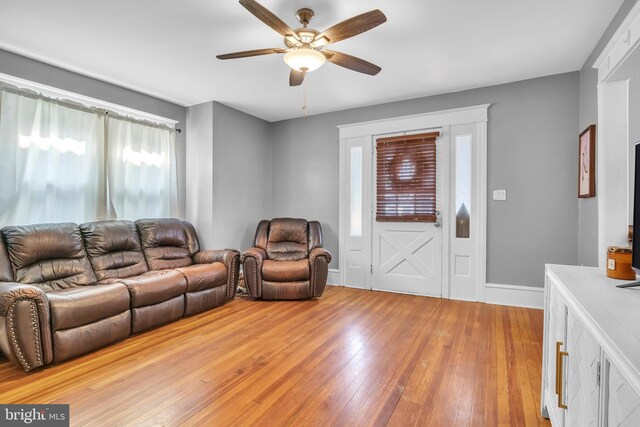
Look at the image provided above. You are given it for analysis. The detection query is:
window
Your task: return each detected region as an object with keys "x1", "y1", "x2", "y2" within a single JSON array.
[
  {"x1": 0, "y1": 86, "x2": 177, "y2": 227},
  {"x1": 349, "y1": 146, "x2": 363, "y2": 236},
  {"x1": 375, "y1": 132, "x2": 439, "y2": 222},
  {"x1": 455, "y1": 135, "x2": 471, "y2": 238},
  {"x1": 107, "y1": 118, "x2": 177, "y2": 220}
]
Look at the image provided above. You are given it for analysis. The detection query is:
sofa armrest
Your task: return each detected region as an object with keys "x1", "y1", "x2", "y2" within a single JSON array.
[
  {"x1": 309, "y1": 248, "x2": 332, "y2": 298},
  {"x1": 193, "y1": 249, "x2": 240, "y2": 299},
  {"x1": 241, "y1": 248, "x2": 266, "y2": 298},
  {"x1": 0, "y1": 282, "x2": 53, "y2": 371}
]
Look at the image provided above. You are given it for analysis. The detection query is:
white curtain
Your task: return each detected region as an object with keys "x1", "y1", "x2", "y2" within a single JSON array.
[
  {"x1": 0, "y1": 89, "x2": 178, "y2": 227},
  {"x1": 107, "y1": 117, "x2": 177, "y2": 220},
  {"x1": 0, "y1": 91, "x2": 105, "y2": 226}
]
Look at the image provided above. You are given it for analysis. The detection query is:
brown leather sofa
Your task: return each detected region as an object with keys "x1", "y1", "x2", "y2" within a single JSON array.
[
  {"x1": 241, "y1": 218, "x2": 331, "y2": 300},
  {"x1": 0, "y1": 219, "x2": 239, "y2": 371}
]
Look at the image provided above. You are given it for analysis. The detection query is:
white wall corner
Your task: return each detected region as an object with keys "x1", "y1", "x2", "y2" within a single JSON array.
[
  {"x1": 484, "y1": 283, "x2": 544, "y2": 309},
  {"x1": 328, "y1": 268, "x2": 341, "y2": 285}
]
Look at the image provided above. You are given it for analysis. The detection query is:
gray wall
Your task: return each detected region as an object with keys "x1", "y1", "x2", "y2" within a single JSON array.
[
  {"x1": 270, "y1": 73, "x2": 580, "y2": 286},
  {"x1": 185, "y1": 101, "x2": 271, "y2": 251},
  {"x1": 186, "y1": 102, "x2": 214, "y2": 247},
  {"x1": 211, "y1": 102, "x2": 271, "y2": 251},
  {"x1": 0, "y1": 48, "x2": 188, "y2": 217},
  {"x1": 578, "y1": 0, "x2": 638, "y2": 266}
]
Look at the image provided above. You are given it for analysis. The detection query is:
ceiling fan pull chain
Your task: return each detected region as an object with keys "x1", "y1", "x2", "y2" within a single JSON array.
[{"x1": 302, "y1": 74, "x2": 309, "y2": 118}]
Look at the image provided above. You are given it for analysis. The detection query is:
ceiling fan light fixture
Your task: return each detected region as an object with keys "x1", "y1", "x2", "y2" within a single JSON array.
[{"x1": 283, "y1": 48, "x2": 326, "y2": 72}]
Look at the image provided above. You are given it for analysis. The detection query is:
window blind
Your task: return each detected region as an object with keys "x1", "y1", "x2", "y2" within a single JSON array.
[{"x1": 376, "y1": 132, "x2": 440, "y2": 222}]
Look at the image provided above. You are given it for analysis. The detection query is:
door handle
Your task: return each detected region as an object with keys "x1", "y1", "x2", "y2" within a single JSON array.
[
  {"x1": 434, "y1": 210, "x2": 441, "y2": 227},
  {"x1": 558, "y1": 349, "x2": 568, "y2": 409},
  {"x1": 555, "y1": 341, "x2": 562, "y2": 394}
]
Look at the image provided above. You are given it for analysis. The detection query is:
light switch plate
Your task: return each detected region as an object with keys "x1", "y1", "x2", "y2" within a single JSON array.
[{"x1": 493, "y1": 189, "x2": 507, "y2": 201}]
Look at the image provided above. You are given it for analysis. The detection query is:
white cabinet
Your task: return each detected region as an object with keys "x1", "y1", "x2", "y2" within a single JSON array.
[
  {"x1": 606, "y1": 362, "x2": 640, "y2": 426},
  {"x1": 565, "y1": 309, "x2": 600, "y2": 427},
  {"x1": 544, "y1": 280, "x2": 567, "y2": 426},
  {"x1": 543, "y1": 265, "x2": 640, "y2": 427}
]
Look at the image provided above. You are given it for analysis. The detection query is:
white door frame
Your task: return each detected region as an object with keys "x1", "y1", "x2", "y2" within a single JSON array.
[{"x1": 338, "y1": 104, "x2": 490, "y2": 301}]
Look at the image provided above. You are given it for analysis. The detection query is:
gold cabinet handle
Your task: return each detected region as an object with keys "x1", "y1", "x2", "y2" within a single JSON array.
[
  {"x1": 558, "y1": 350, "x2": 568, "y2": 409},
  {"x1": 555, "y1": 341, "x2": 562, "y2": 395}
]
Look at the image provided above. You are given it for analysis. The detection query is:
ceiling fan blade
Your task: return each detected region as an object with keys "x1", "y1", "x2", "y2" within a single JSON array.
[
  {"x1": 239, "y1": 0, "x2": 299, "y2": 40},
  {"x1": 289, "y1": 70, "x2": 305, "y2": 86},
  {"x1": 315, "y1": 10, "x2": 386, "y2": 45},
  {"x1": 216, "y1": 48, "x2": 286, "y2": 60},
  {"x1": 323, "y1": 50, "x2": 381, "y2": 76}
]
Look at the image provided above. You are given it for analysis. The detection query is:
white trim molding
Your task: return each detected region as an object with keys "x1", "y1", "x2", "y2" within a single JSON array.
[
  {"x1": 327, "y1": 269, "x2": 341, "y2": 285},
  {"x1": 0, "y1": 72, "x2": 179, "y2": 126},
  {"x1": 592, "y1": 1, "x2": 640, "y2": 83},
  {"x1": 337, "y1": 104, "x2": 490, "y2": 139},
  {"x1": 338, "y1": 104, "x2": 490, "y2": 302},
  {"x1": 484, "y1": 283, "x2": 544, "y2": 309}
]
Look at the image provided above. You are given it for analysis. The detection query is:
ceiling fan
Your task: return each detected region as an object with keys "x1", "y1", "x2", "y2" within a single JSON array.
[{"x1": 217, "y1": 0, "x2": 387, "y2": 86}]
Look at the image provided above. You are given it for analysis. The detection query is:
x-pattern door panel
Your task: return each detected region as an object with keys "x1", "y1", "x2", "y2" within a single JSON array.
[
  {"x1": 566, "y1": 309, "x2": 600, "y2": 427},
  {"x1": 373, "y1": 222, "x2": 441, "y2": 296}
]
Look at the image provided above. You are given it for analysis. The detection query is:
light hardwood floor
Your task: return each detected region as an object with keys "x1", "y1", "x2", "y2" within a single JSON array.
[{"x1": 0, "y1": 286, "x2": 550, "y2": 426}]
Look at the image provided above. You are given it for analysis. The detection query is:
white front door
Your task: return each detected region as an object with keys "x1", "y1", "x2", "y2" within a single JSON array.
[{"x1": 371, "y1": 131, "x2": 444, "y2": 296}]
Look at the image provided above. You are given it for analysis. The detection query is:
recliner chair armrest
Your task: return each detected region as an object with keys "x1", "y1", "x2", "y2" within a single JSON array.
[
  {"x1": 309, "y1": 248, "x2": 332, "y2": 265},
  {"x1": 241, "y1": 247, "x2": 266, "y2": 262},
  {"x1": 241, "y1": 248, "x2": 266, "y2": 298},
  {"x1": 193, "y1": 249, "x2": 240, "y2": 299},
  {"x1": 309, "y1": 248, "x2": 332, "y2": 298},
  {"x1": 0, "y1": 282, "x2": 53, "y2": 371}
]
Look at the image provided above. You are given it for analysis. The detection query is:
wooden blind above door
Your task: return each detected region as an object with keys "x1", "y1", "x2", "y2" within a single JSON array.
[{"x1": 376, "y1": 132, "x2": 439, "y2": 222}]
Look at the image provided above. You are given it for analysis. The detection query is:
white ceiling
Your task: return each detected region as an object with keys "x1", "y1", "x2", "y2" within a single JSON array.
[{"x1": 0, "y1": 0, "x2": 624, "y2": 121}]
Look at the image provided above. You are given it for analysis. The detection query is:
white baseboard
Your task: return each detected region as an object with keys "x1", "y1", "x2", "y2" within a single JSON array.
[
  {"x1": 484, "y1": 283, "x2": 544, "y2": 309},
  {"x1": 325, "y1": 273, "x2": 543, "y2": 309},
  {"x1": 328, "y1": 268, "x2": 341, "y2": 285}
]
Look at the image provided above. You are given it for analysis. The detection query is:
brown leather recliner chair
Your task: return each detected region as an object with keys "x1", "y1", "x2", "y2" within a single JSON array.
[{"x1": 241, "y1": 218, "x2": 332, "y2": 300}]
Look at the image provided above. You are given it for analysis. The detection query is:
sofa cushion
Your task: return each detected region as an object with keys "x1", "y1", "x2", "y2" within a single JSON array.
[
  {"x1": 262, "y1": 259, "x2": 310, "y2": 282},
  {"x1": 120, "y1": 270, "x2": 187, "y2": 308},
  {"x1": 52, "y1": 311, "x2": 130, "y2": 362},
  {"x1": 176, "y1": 263, "x2": 227, "y2": 293},
  {"x1": 266, "y1": 218, "x2": 309, "y2": 261},
  {"x1": 262, "y1": 280, "x2": 311, "y2": 300},
  {"x1": 136, "y1": 219, "x2": 193, "y2": 270},
  {"x1": 80, "y1": 220, "x2": 149, "y2": 282},
  {"x1": 47, "y1": 283, "x2": 130, "y2": 331},
  {"x1": 1, "y1": 223, "x2": 96, "y2": 291}
]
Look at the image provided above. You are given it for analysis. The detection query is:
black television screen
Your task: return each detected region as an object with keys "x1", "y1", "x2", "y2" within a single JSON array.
[{"x1": 633, "y1": 142, "x2": 640, "y2": 273}]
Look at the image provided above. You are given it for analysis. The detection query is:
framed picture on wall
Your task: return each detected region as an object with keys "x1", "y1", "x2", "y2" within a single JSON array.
[{"x1": 578, "y1": 125, "x2": 596, "y2": 198}]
